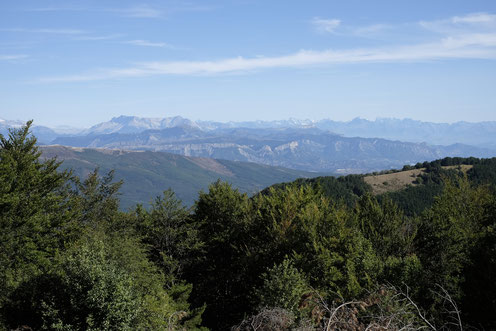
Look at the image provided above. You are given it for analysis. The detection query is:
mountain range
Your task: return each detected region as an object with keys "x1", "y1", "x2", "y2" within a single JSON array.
[
  {"x1": 3, "y1": 115, "x2": 496, "y2": 173},
  {"x1": 4, "y1": 115, "x2": 496, "y2": 146},
  {"x1": 79, "y1": 116, "x2": 496, "y2": 149}
]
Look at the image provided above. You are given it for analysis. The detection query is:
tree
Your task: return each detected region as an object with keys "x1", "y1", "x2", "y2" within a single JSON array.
[
  {"x1": 355, "y1": 194, "x2": 422, "y2": 287},
  {"x1": 1, "y1": 123, "x2": 204, "y2": 330},
  {"x1": 187, "y1": 180, "x2": 252, "y2": 330},
  {"x1": 71, "y1": 168, "x2": 123, "y2": 231},
  {"x1": 0, "y1": 121, "x2": 74, "y2": 311},
  {"x1": 415, "y1": 176, "x2": 491, "y2": 320},
  {"x1": 254, "y1": 258, "x2": 309, "y2": 316},
  {"x1": 2, "y1": 233, "x2": 189, "y2": 330},
  {"x1": 133, "y1": 190, "x2": 201, "y2": 285},
  {"x1": 132, "y1": 190, "x2": 205, "y2": 329}
]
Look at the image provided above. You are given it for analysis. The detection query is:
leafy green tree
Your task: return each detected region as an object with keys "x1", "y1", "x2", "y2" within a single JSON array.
[
  {"x1": 355, "y1": 194, "x2": 413, "y2": 258},
  {"x1": 459, "y1": 190, "x2": 496, "y2": 328},
  {"x1": 354, "y1": 194, "x2": 422, "y2": 287},
  {"x1": 188, "y1": 180, "x2": 252, "y2": 330},
  {"x1": 0, "y1": 121, "x2": 74, "y2": 312},
  {"x1": 133, "y1": 190, "x2": 201, "y2": 285},
  {"x1": 71, "y1": 168, "x2": 123, "y2": 231},
  {"x1": 132, "y1": 190, "x2": 206, "y2": 329},
  {"x1": 3, "y1": 233, "x2": 187, "y2": 330},
  {"x1": 252, "y1": 185, "x2": 380, "y2": 302},
  {"x1": 1, "y1": 122, "x2": 204, "y2": 330},
  {"x1": 254, "y1": 258, "x2": 309, "y2": 316},
  {"x1": 415, "y1": 177, "x2": 491, "y2": 316}
]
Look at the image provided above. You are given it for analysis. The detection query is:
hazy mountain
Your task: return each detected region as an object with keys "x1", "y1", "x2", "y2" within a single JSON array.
[
  {"x1": 72, "y1": 116, "x2": 496, "y2": 149},
  {"x1": 81, "y1": 115, "x2": 201, "y2": 135},
  {"x1": 314, "y1": 118, "x2": 496, "y2": 149},
  {"x1": 53, "y1": 126, "x2": 495, "y2": 173},
  {"x1": 0, "y1": 119, "x2": 61, "y2": 144},
  {"x1": 5, "y1": 115, "x2": 496, "y2": 173},
  {"x1": 5, "y1": 115, "x2": 496, "y2": 148},
  {"x1": 0, "y1": 118, "x2": 85, "y2": 143},
  {"x1": 41, "y1": 145, "x2": 323, "y2": 208},
  {"x1": 197, "y1": 118, "x2": 315, "y2": 130}
]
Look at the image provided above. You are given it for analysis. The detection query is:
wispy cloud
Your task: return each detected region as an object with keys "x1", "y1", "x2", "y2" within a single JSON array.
[
  {"x1": 452, "y1": 12, "x2": 496, "y2": 24},
  {"x1": 440, "y1": 33, "x2": 496, "y2": 48},
  {"x1": 36, "y1": 12, "x2": 496, "y2": 83},
  {"x1": 351, "y1": 24, "x2": 392, "y2": 37},
  {"x1": 76, "y1": 34, "x2": 123, "y2": 41},
  {"x1": 26, "y1": 3, "x2": 212, "y2": 17},
  {"x1": 311, "y1": 18, "x2": 393, "y2": 38},
  {"x1": 0, "y1": 54, "x2": 28, "y2": 61},
  {"x1": 26, "y1": 6, "x2": 86, "y2": 12},
  {"x1": 311, "y1": 17, "x2": 341, "y2": 33},
  {"x1": 38, "y1": 32, "x2": 496, "y2": 83},
  {"x1": 420, "y1": 12, "x2": 496, "y2": 34},
  {"x1": 112, "y1": 5, "x2": 162, "y2": 18},
  {"x1": 1, "y1": 28, "x2": 86, "y2": 35},
  {"x1": 123, "y1": 39, "x2": 176, "y2": 48}
]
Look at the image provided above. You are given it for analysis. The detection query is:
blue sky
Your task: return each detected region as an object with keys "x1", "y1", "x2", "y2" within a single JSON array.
[{"x1": 1, "y1": 0, "x2": 496, "y2": 127}]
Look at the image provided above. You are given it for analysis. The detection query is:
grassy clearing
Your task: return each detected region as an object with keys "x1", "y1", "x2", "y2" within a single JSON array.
[{"x1": 364, "y1": 165, "x2": 473, "y2": 195}]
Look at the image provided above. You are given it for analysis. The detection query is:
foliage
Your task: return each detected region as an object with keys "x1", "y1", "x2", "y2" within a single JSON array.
[
  {"x1": 415, "y1": 176, "x2": 493, "y2": 323},
  {"x1": 132, "y1": 190, "x2": 201, "y2": 284},
  {"x1": 254, "y1": 258, "x2": 310, "y2": 315},
  {"x1": 2, "y1": 123, "x2": 496, "y2": 330},
  {"x1": 265, "y1": 174, "x2": 372, "y2": 207},
  {"x1": 187, "y1": 180, "x2": 252, "y2": 330},
  {"x1": 0, "y1": 121, "x2": 74, "y2": 311},
  {"x1": 0, "y1": 123, "x2": 202, "y2": 330}
]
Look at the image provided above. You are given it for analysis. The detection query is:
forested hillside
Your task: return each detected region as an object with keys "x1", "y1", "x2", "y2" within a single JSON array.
[
  {"x1": 1, "y1": 123, "x2": 495, "y2": 330},
  {"x1": 40, "y1": 145, "x2": 322, "y2": 208}
]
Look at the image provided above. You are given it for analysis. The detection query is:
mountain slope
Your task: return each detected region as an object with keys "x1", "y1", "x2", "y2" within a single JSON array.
[{"x1": 41, "y1": 145, "x2": 324, "y2": 208}]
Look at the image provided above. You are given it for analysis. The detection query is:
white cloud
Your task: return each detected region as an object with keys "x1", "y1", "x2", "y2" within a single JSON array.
[
  {"x1": 26, "y1": 6, "x2": 86, "y2": 12},
  {"x1": 123, "y1": 40, "x2": 176, "y2": 48},
  {"x1": 76, "y1": 34, "x2": 122, "y2": 41},
  {"x1": 441, "y1": 33, "x2": 496, "y2": 48},
  {"x1": 1, "y1": 28, "x2": 86, "y2": 34},
  {"x1": 351, "y1": 24, "x2": 392, "y2": 37},
  {"x1": 38, "y1": 32, "x2": 496, "y2": 83},
  {"x1": 113, "y1": 5, "x2": 162, "y2": 18},
  {"x1": 311, "y1": 17, "x2": 341, "y2": 33},
  {"x1": 420, "y1": 12, "x2": 496, "y2": 34},
  {"x1": 35, "y1": 12, "x2": 496, "y2": 83},
  {"x1": 0, "y1": 54, "x2": 28, "y2": 60},
  {"x1": 452, "y1": 13, "x2": 496, "y2": 24}
]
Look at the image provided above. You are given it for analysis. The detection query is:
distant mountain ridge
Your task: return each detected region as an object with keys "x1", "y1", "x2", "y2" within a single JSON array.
[
  {"x1": 3, "y1": 115, "x2": 496, "y2": 173},
  {"x1": 4, "y1": 115, "x2": 496, "y2": 147},
  {"x1": 75, "y1": 115, "x2": 496, "y2": 148},
  {"x1": 81, "y1": 115, "x2": 201, "y2": 135},
  {"x1": 52, "y1": 125, "x2": 495, "y2": 173},
  {"x1": 314, "y1": 117, "x2": 496, "y2": 149}
]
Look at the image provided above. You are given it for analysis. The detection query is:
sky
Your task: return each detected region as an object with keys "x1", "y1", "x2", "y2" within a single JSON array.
[{"x1": 1, "y1": 0, "x2": 496, "y2": 128}]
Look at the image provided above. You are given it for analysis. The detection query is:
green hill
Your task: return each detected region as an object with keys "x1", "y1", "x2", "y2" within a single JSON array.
[
  {"x1": 41, "y1": 145, "x2": 325, "y2": 209},
  {"x1": 267, "y1": 156, "x2": 496, "y2": 216}
]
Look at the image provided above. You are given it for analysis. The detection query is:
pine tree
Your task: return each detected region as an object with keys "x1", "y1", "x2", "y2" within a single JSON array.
[{"x1": 0, "y1": 121, "x2": 74, "y2": 306}]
